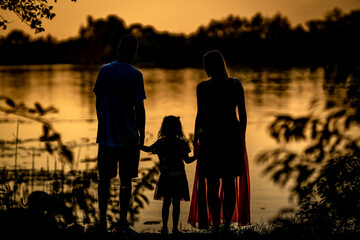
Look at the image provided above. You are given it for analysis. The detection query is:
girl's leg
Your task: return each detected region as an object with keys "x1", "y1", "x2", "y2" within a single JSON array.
[
  {"x1": 223, "y1": 177, "x2": 236, "y2": 232},
  {"x1": 172, "y1": 198, "x2": 180, "y2": 232},
  {"x1": 206, "y1": 177, "x2": 221, "y2": 232},
  {"x1": 162, "y1": 197, "x2": 171, "y2": 233}
]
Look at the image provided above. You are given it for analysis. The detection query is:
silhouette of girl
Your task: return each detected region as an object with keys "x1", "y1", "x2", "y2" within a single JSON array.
[
  {"x1": 142, "y1": 115, "x2": 196, "y2": 234},
  {"x1": 188, "y1": 50, "x2": 250, "y2": 235}
]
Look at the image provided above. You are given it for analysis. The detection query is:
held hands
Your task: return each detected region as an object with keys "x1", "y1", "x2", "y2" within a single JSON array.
[
  {"x1": 140, "y1": 145, "x2": 151, "y2": 152},
  {"x1": 139, "y1": 134, "x2": 145, "y2": 147},
  {"x1": 184, "y1": 155, "x2": 197, "y2": 164}
]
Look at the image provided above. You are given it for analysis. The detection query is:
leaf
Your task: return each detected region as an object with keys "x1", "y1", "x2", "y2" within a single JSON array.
[
  {"x1": 276, "y1": 115, "x2": 293, "y2": 121},
  {"x1": 134, "y1": 197, "x2": 144, "y2": 209},
  {"x1": 305, "y1": 143, "x2": 320, "y2": 154},
  {"x1": 316, "y1": 150, "x2": 324, "y2": 163},
  {"x1": 344, "y1": 115, "x2": 353, "y2": 130},
  {"x1": 61, "y1": 146, "x2": 73, "y2": 164},
  {"x1": 44, "y1": 106, "x2": 58, "y2": 114},
  {"x1": 47, "y1": 133, "x2": 60, "y2": 141},
  {"x1": 292, "y1": 126, "x2": 306, "y2": 141},
  {"x1": 330, "y1": 109, "x2": 346, "y2": 119},
  {"x1": 139, "y1": 193, "x2": 149, "y2": 204},
  {"x1": 43, "y1": 125, "x2": 49, "y2": 137},
  {"x1": 35, "y1": 102, "x2": 45, "y2": 115},
  {"x1": 311, "y1": 120, "x2": 318, "y2": 139},
  {"x1": 5, "y1": 98, "x2": 15, "y2": 108},
  {"x1": 272, "y1": 169, "x2": 287, "y2": 184},
  {"x1": 45, "y1": 142, "x2": 53, "y2": 154},
  {"x1": 294, "y1": 117, "x2": 310, "y2": 125},
  {"x1": 326, "y1": 100, "x2": 336, "y2": 109}
]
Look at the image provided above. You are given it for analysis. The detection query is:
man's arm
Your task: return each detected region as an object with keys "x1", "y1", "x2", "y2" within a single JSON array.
[{"x1": 135, "y1": 100, "x2": 145, "y2": 146}]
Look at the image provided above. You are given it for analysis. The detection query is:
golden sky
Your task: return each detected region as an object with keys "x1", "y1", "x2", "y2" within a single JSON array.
[{"x1": 0, "y1": 0, "x2": 359, "y2": 40}]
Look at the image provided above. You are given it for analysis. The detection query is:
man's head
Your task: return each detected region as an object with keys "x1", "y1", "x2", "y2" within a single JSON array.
[{"x1": 117, "y1": 34, "x2": 138, "y2": 63}]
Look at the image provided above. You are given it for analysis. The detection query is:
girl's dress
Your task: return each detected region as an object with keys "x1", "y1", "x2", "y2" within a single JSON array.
[
  {"x1": 188, "y1": 77, "x2": 251, "y2": 228},
  {"x1": 149, "y1": 138, "x2": 190, "y2": 201}
]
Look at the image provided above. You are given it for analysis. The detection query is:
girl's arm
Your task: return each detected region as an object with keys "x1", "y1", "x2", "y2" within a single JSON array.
[{"x1": 141, "y1": 140, "x2": 159, "y2": 154}]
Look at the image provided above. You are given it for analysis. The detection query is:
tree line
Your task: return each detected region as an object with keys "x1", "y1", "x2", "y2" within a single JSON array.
[{"x1": 0, "y1": 8, "x2": 359, "y2": 68}]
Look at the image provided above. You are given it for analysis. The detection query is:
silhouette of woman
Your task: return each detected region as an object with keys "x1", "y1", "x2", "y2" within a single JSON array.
[{"x1": 188, "y1": 50, "x2": 250, "y2": 234}]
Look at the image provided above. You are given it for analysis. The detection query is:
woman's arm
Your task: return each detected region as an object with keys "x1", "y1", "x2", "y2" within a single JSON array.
[
  {"x1": 193, "y1": 83, "x2": 204, "y2": 156},
  {"x1": 236, "y1": 79, "x2": 247, "y2": 134}
]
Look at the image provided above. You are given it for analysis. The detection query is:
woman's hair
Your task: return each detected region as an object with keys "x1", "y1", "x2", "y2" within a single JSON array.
[
  {"x1": 158, "y1": 115, "x2": 186, "y2": 140},
  {"x1": 203, "y1": 50, "x2": 228, "y2": 80}
]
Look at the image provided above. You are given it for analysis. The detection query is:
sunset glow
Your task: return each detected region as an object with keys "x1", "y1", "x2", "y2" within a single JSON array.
[
  {"x1": 0, "y1": 0, "x2": 359, "y2": 40},
  {"x1": 0, "y1": 0, "x2": 360, "y2": 236}
]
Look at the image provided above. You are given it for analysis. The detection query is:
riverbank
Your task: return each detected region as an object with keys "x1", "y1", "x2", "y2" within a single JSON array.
[
  {"x1": 1, "y1": 207, "x2": 359, "y2": 240},
  {"x1": 28, "y1": 228, "x2": 360, "y2": 240}
]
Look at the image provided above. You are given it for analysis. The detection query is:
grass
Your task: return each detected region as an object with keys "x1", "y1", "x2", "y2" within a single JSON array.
[{"x1": 1, "y1": 206, "x2": 360, "y2": 240}]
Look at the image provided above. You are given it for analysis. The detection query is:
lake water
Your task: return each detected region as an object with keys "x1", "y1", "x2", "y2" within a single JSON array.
[{"x1": 0, "y1": 64, "x2": 342, "y2": 232}]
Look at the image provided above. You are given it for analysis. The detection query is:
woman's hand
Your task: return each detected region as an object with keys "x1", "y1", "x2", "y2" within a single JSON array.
[
  {"x1": 141, "y1": 145, "x2": 151, "y2": 152},
  {"x1": 184, "y1": 155, "x2": 197, "y2": 164},
  {"x1": 193, "y1": 141, "x2": 198, "y2": 158}
]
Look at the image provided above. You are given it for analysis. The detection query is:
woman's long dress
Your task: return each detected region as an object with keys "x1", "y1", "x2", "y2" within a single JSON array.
[{"x1": 188, "y1": 77, "x2": 251, "y2": 227}]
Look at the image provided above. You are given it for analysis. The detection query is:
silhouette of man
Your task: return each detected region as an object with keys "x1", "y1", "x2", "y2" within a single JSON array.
[{"x1": 93, "y1": 35, "x2": 146, "y2": 234}]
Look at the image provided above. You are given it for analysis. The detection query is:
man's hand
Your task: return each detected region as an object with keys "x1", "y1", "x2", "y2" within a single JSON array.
[{"x1": 139, "y1": 135, "x2": 145, "y2": 147}]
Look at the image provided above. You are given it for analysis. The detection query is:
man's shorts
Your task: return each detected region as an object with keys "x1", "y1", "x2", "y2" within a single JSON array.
[{"x1": 97, "y1": 137, "x2": 140, "y2": 179}]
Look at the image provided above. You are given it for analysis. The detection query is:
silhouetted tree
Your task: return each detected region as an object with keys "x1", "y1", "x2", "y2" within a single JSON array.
[
  {"x1": 0, "y1": 0, "x2": 77, "y2": 33},
  {"x1": 76, "y1": 15, "x2": 127, "y2": 63},
  {"x1": 306, "y1": 8, "x2": 360, "y2": 67},
  {"x1": 0, "y1": 8, "x2": 359, "y2": 67}
]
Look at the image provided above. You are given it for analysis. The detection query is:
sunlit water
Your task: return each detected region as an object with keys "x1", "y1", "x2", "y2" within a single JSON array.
[{"x1": 0, "y1": 64, "x2": 343, "y2": 232}]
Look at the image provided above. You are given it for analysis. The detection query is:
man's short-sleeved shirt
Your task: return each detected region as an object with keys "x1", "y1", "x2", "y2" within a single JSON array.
[{"x1": 93, "y1": 61, "x2": 146, "y2": 145}]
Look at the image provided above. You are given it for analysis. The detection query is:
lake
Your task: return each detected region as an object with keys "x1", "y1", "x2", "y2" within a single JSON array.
[{"x1": 0, "y1": 64, "x2": 342, "y2": 232}]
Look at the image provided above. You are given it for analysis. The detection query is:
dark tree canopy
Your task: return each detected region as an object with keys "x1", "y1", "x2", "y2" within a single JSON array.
[
  {"x1": 0, "y1": 8, "x2": 359, "y2": 66},
  {"x1": 0, "y1": 0, "x2": 76, "y2": 33}
]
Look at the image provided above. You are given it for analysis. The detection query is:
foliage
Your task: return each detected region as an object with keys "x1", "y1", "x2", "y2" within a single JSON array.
[
  {"x1": 267, "y1": 154, "x2": 360, "y2": 240},
  {"x1": 0, "y1": 171, "x2": 27, "y2": 209},
  {"x1": 0, "y1": 96, "x2": 73, "y2": 164},
  {"x1": 0, "y1": 8, "x2": 359, "y2": 66},
  {"x1": 307, "y1": 8, "x2": 360, "y2": 66},
  {"x1": 297, "y1": 154, "x2": 360, "y2": 234},
  {"x1": 0, "y1": 207, "x2": 66, "y2": 240},
  {"x1": 0, "y1": 0, "x2": 76, "y2": 33},
  {"x1": 128, "y1": 161, "x2": 159, "y2": 224},
  {"x1": 0, "y1": 162, "x2": 160, "y2": 231},
  {"x1": 0, "y1": 96, "x2": 161, "y2": 229},
  {"x1": 256, "y1": 62, "x2": 360, "y2": 201}
]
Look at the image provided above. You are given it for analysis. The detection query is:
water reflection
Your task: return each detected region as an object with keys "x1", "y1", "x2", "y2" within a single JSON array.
[{"x1": 0, "y1": 64, "x2": 348, "y2": 231}]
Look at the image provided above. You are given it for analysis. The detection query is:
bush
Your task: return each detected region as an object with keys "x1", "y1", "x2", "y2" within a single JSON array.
[{"x1": 268, "y1": 153, "x2": 360, "y2": 240}]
